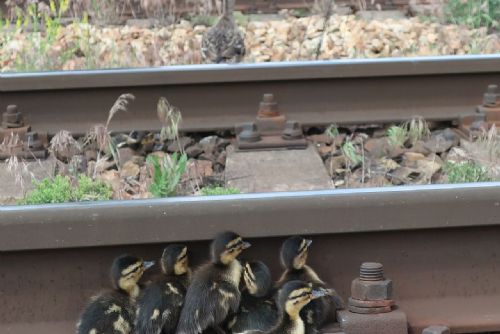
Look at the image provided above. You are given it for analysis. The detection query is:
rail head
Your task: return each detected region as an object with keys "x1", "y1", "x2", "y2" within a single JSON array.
[
  {"x1": 1, "y1": 182, "x2": 500, "y2": 252},
  {"x1": 1, "y1": 55, "x2": 500, "y2": 91}
]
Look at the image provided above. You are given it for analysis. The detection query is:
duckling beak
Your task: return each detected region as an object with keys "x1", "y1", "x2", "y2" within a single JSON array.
[
  {"x1": 306, "y1": 239, "x2": 313, "y2": 248},
  {"x1": 143, "y1": 261, "x2": 155, "y2": 270},
  {"x1": 311, "y1": 288, "x2": 328, "y2": 299},
  {"x1": 241, "y1": 241, "x2": 252, "y2": 249}
]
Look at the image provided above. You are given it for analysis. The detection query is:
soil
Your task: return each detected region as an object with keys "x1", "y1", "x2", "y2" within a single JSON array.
[{"x1": 1, "y1": 121, "x2": 498, "y2": 205}]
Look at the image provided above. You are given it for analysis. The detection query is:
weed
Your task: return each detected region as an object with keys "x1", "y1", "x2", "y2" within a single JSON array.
[
  {"x1": 233, "y1": 11, "x2": 249, "y2": 26},
  {"x1": 13, "y1": 0, "x2": 75, "y2": 72},
  {"x1": 443, "y1": 161, "x2": 491, "y2": 183},
  {"x1": 84, "y1": 93, "x2": 135, "y2": 177},
  {"x1": 157, "y1": 97, "x2": 183, "y2": 144},
  {"x1": 325, "y1": 123, "x2": 340, "y2": 139},
  {"x1": 73, "y1": 175, "x2": 114, "y2": 201},
  {"x1": 89, "y1": 0, "x2": 123, "y2": 26},
  {"x1": 443, "y1": 0, "x2": 499, "y2": 31},
  {"x1": 147, "y1": 152, "x2": 188, "y2": 197},
  {"x1": 189, "y1": 14, "x2": 218, "y2": 26},
  {"x1": 387, "y1": 125, "x2": 408, "y2": 148},
  {"x1": 341, "y1": 139, "x2": 362, "y2": 166},
  {"x1": 49, "y1": 130, "x2": 81, "y2": 162},
  {"x1": 405, "y1": 116, "x2": 430, "y2": 145},
  {"x1": 19, "y1": 174, "x2": 112, "y2": 205},
  {"x1": 200, "y1": 186, "x2": 240, "y2": 195}
]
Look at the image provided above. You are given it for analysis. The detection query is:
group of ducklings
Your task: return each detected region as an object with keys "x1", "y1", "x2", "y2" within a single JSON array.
[{"x1": 76, "y1": 232, "x2": 344, "y2": 334}]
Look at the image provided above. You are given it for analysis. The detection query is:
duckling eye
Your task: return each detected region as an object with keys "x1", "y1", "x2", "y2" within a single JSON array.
[{"x1": 290, "y1": 292, "x2": 309, "y2": 300}]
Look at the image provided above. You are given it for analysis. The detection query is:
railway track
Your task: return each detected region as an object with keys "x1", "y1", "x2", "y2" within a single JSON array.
[{"x1": 1, "y1": 55, "x2": 500, "y2": 334}]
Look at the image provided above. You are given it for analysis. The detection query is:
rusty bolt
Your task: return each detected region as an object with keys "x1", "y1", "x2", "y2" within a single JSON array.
[
  {"x1": 351, "y1": 277, "x2": 392, "y2": 301},
  {"x1": 360, "y1": 262, "x2": 384, "y2": 281},
  {"x1": 483, "y1": 84, "x2": 498, "y2": 107},
  {"x1": 258, "y1": 94, "x2": 280, "y2": 118},
  {"x1": 2, "y1": 105, "x2": 23, "y2": 128},
  {"x1": 282, "y1": 121, "x2": 303, "y2": 140},
  {"x1": 422, "y1": 325, "x2": 450, "y2": 334},
  {"x1": 351, "y1": 262, "x2": 392, "y2": 301},
  {"x1": 238, "y1": 123, "x2": 261, "y2": 142}
]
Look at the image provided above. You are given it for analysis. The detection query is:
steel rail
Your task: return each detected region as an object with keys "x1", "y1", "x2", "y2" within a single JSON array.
[
  {"x1": 1, "y1": 182, "x2": 499, "y2": 252},
  {"x1": 1, "y1": 183, "x2": 500, "y2": 334},
  {"x1": 1, "y1": 55, "x2": 499, "y2": 134}
]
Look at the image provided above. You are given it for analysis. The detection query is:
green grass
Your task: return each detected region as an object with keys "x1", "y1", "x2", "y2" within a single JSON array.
[
  {"x1": 444, "y1": 0, "x2": 499, "y2": 30},
  {"x1": 325, "y1": 124, "x2": 340, "y2": 139},
  {"x1": 147, "y1": 153, "x2": 188, "y2": 197},
  {"x1": 200, "y1": 186, "x2": 240, "y2": 196},
  {"x1": 19, "y1": 174, "x2": 112, "y2": 205},
  {"x1": 341, "y1": 140, "x2": 362, "y2": 166},
  {"x1": 443, "y1": 161, "x2": 492, "y2": 184},
  {"x1": 387, "y1": 126, "x2": 408, "y2": 148}
]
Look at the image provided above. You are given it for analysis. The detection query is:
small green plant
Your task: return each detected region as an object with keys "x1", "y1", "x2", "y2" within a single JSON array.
[
  {"x1": 19, "y1": 174, "x2": 112, "y2": 205},
  {"x1": 233, "y1": 11, "x2": 249, "y2": 26},
  {"x1": 200, "y1": 186, "x2": 241, "y2": 196},
  {"x1": 147, "y1": 153, "x2": 188, "y2": 197},
  {"x1": 325, "y1": 124, "x2": 340, "y2": 139},
  {"x1": 406, "y1": 116, "x2": 431, "y2": 145},
  {"x1": 189, "y1": 14, "x2": 218, "y2": 27},
  {"x1": 341, "y1": 140, "x2": 362, "y2": 166},
  {"x1": 74, "y1": 175, "x2": 114, "y2": 201},
  {"x1": 387, "y1": 125, "x2": 408, "y2": 148},
  {"x1": 443, "y1": 161, "x2": 492, "y2": 184},
  {"x1": 444, "y1": 0, "x2": 499, "y2": 30}
]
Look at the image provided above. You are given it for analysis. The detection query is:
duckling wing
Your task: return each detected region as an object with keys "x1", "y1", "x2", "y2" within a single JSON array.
[
  {"x1": 77, "y1": 292, "x2": 134, "y2": 334},
  {"x1": 176, "y1": 271, "x2": 241, "y2": 334},
  {"x1": 136, "y1": 279, "x2": 185, "y2": 334},
  {"x1": 230, "y1": 297, "x2": 278, "y2": 333}
]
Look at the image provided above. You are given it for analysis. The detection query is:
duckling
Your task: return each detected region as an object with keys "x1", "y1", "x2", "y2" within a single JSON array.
[
  {"x1": 135, "y1": 244, "x2": 191, "y2": 334},
  {"x1": 243, "y1": 280, "x2": 329, "y2": 334},
  {"x1": 76, "y1": 254, "x2": 155, "y2": 334},
  {"x1": 276, "y1": 236, "x2": 344, "y2": 334},
  {"x1": 176, "y1": 231, "x2": 251, "y2": 334},
  {"x1": 228, "y1": 261, "x2": 278, "y2": 334},
  {"x1": 201, "y1": 0, "x2": 245, "y2": 64}
]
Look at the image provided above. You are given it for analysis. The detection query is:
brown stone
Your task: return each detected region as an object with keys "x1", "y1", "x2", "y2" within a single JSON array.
[
  {"x1": 308, "y1": 134, "x2": 333, "y2": 145},
  {"x1": 185, "y1": 144, "x2": 203, "y2": 158},
  {"x1": 325, "y1": 155, "x2": 345, "y2": 176},
  {"x1": 120, "y1": 161, "x2": 140, "y2": 179}
]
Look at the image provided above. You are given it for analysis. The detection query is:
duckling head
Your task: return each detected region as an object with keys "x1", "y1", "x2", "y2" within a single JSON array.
[
  {"x1": 280, "y1": 236, "x2": 312, "y2": 270},
  {"x1": 161, "y1": 244, "x2": 189, "y2": 276},
  {"x1": 111, "y1": 254, "x2": 155, "y2": 298},
  {"x1": 278, "y1": 280, "x2": 328, "y2": 320},
  {"x1": 243, "y1": 261, "x2": 272, "y2": 298},
  {"x1": 211, "y1": 231, "x2": 251, "y2": 265}
]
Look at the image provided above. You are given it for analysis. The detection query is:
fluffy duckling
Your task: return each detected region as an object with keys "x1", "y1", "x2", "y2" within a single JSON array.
[
  {"x1": 176, "y1": 231, "x2": 251, "y2": 334},
  {"x1": 243, "y1": 280, "x2": 329, "y2": 334},
  {"x1": 276, "y1": 236, "x2": 344, "y2": 334},
  {"x1": 228, "y1": 261, "x2": 278, "y2": 334},
  {"x1": 201, "y1": 0, "x2": 245, "y2": 63},
  {"x1": 135, "y1": 244, "x2": 191, "y2": 334},
  {"x1": 76, "y1": 254, "x2": 154, "y2": 334}
]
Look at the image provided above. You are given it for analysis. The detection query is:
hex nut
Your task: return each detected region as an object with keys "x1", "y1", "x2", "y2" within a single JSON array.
[
  {"x1": 351, "y1": 278, "x2": 393, "y2": 301},
  {"x1": 422, "y1": 325, "x2": 450, "y2": 334}
]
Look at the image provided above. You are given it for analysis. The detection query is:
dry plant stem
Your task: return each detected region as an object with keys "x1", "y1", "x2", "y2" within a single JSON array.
[
  {"x1": 315, "y1": 0, "x2": 334, "y2": 60},
  {"x1": 361, "y1": 140, "x2": 365, "y2": 184}
]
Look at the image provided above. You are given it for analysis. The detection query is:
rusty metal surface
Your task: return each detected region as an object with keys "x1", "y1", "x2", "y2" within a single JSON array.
[
  {"x1": 5, "y1": 226, "x2": 500, "y2": 333},
  {"x1": 1, "y1": 56, "x2": 499, "y2": 134}
]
